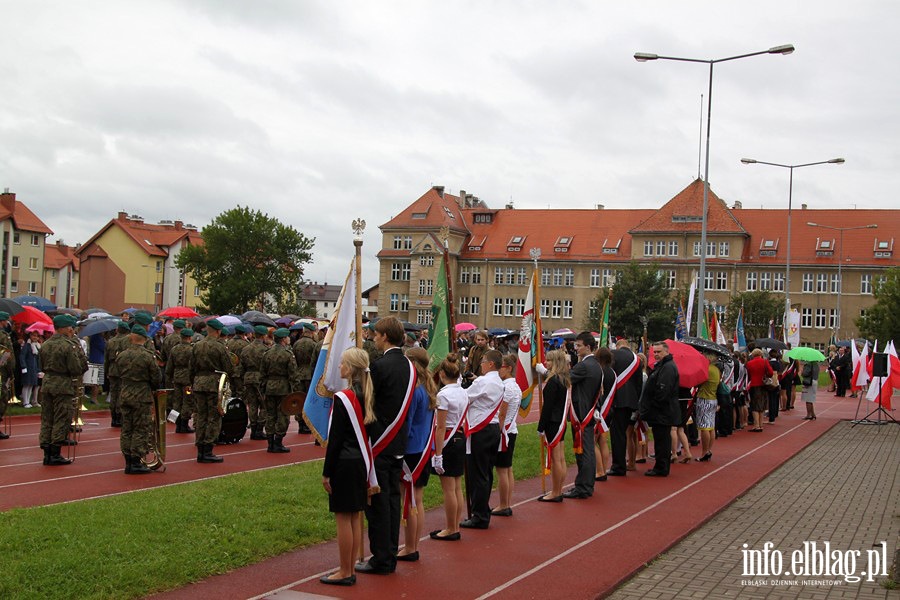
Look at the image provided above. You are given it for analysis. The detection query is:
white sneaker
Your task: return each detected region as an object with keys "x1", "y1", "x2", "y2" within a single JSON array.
[{"x1": 22, "y1": 404, "x2": 32, "y2": 408}]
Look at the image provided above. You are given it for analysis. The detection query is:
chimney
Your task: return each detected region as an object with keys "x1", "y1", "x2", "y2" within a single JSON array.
[
  {"x1": 432, "y1": 185, "x2": 444, "y2": 198},
  {"x1": 801, "y1": 203, "x2": 807, "y2": 210},
  {"x1": 174, "y1": 220, "x2": 183, "y2": 230},
  {"x1": 118, "y1": 211, "x2": 128, "y2": 220},
  {"x1": 732, "y1": 200, "x2": 742, "y2": 209},
  {"x1": 0, "y1": 190, "x2": 15, "y2": 212},
  {"x1": 505, "y1": 201, "x2": 514, "y2": 210},
  {"x1": 596, "y1": 204, "x2": 604, "y2": 210},
  {"x1": 458, "y1": 189, "x2": 467, "y2": 209}
]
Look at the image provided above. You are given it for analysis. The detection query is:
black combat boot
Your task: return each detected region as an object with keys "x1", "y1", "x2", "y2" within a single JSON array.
[
  {"x1": 250, "y1": 424, "x2": 266, "y2": 440},
  {"x1": 47, "y1": 445, "x2": 72, "y2": 466},
  {"x1": 266, "y1": 435, "x2": 275, "y2": 453},
  {"x1": 297, "y1": 420, "x2": 311, "y2": 434},
  {"x1": 124, "y1": 453, "x2": 132, "y2": 474},
  {"x1": 201, "y1": 444, "x2": 223, "y2": 463},
  {"x1": 129, "y1": 455, "x2": 152, "y2": 474},
  {"x1": 196, "y1": 444, "x2": 205, "y2": 462},
  {"x1": 272, "y1": 435, "x2": 290, "y2": 453},
  {"x1": 42, "y1": 444, "x2": 50, "y2": 465}
]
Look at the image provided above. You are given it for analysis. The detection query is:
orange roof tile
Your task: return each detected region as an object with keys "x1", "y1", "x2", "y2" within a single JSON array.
[
  {"x1": 44, "y1": 243, "x2": 80, "y2": 271},
  {"x1": 77, "y1": 214, "x2": 202, "y2": 258},
  {"x1": 630, "y1": 179, "x2": 746, "y2": 235},
  {"x1": 0, "y1": 192, "x2": 53, "y2": 235},
  {"x1": 380, "y1": 187, "x2": 473, "y2": 235}
]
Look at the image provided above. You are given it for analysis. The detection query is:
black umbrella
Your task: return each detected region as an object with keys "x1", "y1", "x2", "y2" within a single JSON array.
[
  {"x1": 835, "y1": 340, "x2": 853, "y2": 348},
  {"x1": 680, "y1": 336, "x2": 732, "y2": 359},
  {"x1": 13, "y1": 295, "x2": 57, "y2": 312},
  {"x1": 78, "y1": 317, "x2": 120, "y2": 338},
  {"x1": 241, "y1": 310, "x2": 277, "y2": 327},
  {"x1": 0, "y1": 298, "x2": 24, "y2": 316},
  {"x1": 753, "y1": 337, "x2": 787, "y2": 350}
]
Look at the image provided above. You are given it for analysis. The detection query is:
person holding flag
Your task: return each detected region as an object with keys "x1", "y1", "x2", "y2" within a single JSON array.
[
  {"x1": 492, "y1": 353, "x2": 522, "y2": 517},
  {"x1": 536, "y1": 350, "x2": 571, "y2": 501}
]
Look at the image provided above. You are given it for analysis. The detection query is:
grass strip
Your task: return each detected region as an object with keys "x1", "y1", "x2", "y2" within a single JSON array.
[{"x1": 1, "y1": 421, "x2": 573, "y2": 600}]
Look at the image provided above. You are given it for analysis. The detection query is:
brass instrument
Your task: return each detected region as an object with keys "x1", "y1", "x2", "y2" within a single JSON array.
[
  {"x1": 216, "y1": 371, "x2": 232, "y2": 416},
  {"x1": 230, "y1": 351, "x2": 240, "y2": 367},
  {"x1": 280, "y1": 391, "x2": 306, "y2": 416},
  {"x1": 142, "y1": 389, "x2": 170, "y2": 471}
]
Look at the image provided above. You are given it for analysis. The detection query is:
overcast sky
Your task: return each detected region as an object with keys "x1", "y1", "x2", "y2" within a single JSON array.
[{"x1": 2, "y1": 1, "x2": 896, "y2": 290}]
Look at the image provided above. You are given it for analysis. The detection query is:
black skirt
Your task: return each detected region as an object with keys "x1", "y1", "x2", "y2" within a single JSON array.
[
  {"x1": 328, "y1": 457, "x2": 367, "y2": 513},
  {"x1": 403, "y1": 452, "x2": 431, "y2": 488},
  {"x1": 495, "y1": 432, "x2": 517, "y2": 468},
  {"x1": 438, "y1": 432, "x2": 465, "y2": 477}
]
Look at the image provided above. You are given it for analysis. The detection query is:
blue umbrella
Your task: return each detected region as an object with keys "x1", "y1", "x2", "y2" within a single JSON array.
[
  {"x1": 77, "y1": 317, "x2": 120, "y2": 338},
  {"x1": 488, "y1": 327, "x2": 510, "y2": 337},
  {"x1": 13, "y1": 295, "x2": 56, "y2": 312}
]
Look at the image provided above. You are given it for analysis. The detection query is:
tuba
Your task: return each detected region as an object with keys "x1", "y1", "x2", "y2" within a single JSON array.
[
  {"x1": 216, "y1": 371, "x2": 232, "y2": 416},
  {"x1": 142, "y1": 389, "x2": 171, "y2": 471}
]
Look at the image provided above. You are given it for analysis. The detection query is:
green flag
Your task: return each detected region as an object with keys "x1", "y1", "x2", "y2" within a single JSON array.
[
  {"x1": 428, "y1": 255, "x2": 451, "y2": 371},
  {"x1": 598, "y1": 294, "x2": 610, "y2": 348}
]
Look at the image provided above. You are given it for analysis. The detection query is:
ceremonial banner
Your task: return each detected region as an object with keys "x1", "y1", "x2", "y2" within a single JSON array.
[
  {"x1": 675, "y1": 301, "x2": 687, "y2": 341},
  {"x1": 685, "y1": 281, "x2": 696, "y2": 337},
  {"x1": 786, "y1": 309, "x2": 801, "y2": 347},
  {"x1": 735, "y1": 307, "x2": 747, "y2": 350},
  {"x1": 598, "y1": 294, "x2": 611, "y2": 349},
  {"x1": 303, "y1": 257, "x2": 358, "y2": 445},
  {"x1": 427, "y1": 255, "x2": 451, "y2": 371},
  {"x1": 852, "y1": 340, "x2": 869, "y2": 392},
  {"x1": 713, "y1": 311, "x2": 727, "y2": 346},
  {"x1": 516, "y1": 270, "x2": 545, "y2": 417}
]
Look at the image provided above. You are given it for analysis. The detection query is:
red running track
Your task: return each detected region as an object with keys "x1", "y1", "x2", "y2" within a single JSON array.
[{"x1": 145, "y1": 392, "x2": 864, "y2": 600}]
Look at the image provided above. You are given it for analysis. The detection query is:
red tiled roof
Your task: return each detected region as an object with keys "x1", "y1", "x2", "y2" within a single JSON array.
[
  {"x1": 44, "y1": 243, "x2": 80, "y2": 271},
  {"x1": 0, "y1": 193, "x2": 53, "y2": 235},
  {"x1": 630, "y1": 179, "x2": 746, "y2": 234},
  {"x1": 77, "y1": 214, "x2": 202, "y2": 258},
  {"x1": 380, "y1": 187, "x2": 472, "y2": 235}
]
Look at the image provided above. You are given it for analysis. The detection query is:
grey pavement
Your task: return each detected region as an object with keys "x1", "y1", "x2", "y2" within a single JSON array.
[{"x1": 609, "y1": 421, "x2": 900, "y2": 599}]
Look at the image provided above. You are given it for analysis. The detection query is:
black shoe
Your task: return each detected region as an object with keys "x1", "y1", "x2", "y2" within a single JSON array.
[
  {"x1": 59, "y1": 438, "x2": 77, "y2": 446},
  {"x1": 42, "y1": 445, "x2": 50, "y2": 465},
  {"x1": 355, "y1": 560, "x2": 392, "y2": 575},
  {"x1": 320, "y1": 574, "x2": 356, "y2": 586},
  {"x1": 129, "y1": 457, "x2": 152, "y2": 474},
  {"x1": 459, "y1": 518, "x2": 489, "y2": 529},
  {"x1": 644, "y1": 470, "x2": 667, "y2": 477},
  {"x1": 272, "y1": 435, "x2": 290, "y2": 453},
  {"x1": 199, "y1": 444, "x2": 224, "y2": 463},
  {"x1": 47, "y1": 445, "x2": 72, "y2": 466},
  {"x1": 124, "y1": 453, "x2": 132, "y2": 474},
  {"x1": 491, "y1": 507, "x2": 513, "y2": 517},
  {"x1": 635, "y1": 458, "x2": 647, "y2": 464},
  {"x1": 606, "y1": 470, "x2": 626, "y2": 477},
  {"x1": 266, "y1": 435, "x2": 275, "y2": 452},
  {"x1": 595, "y1": 475, "x2": 608, "y2": 482},
  {"x1": 396, "y1": 551, "x2": 419, "y2": 562},
  {"x1": 695, "y1": 452, "x2": 712, "y2": 462},
  {"x1": 0, "y1": 431, "x2": 9, "y2": 440},
  {"x1": 298, "y1": 423, "x2": 312, "y2": 434},
  {"x1": 562, "y1": 489, "x2": 589, "y2": 499},
  {"x1": 537, "y1": 495, "x2": 564, "y2": 503},
  {"x1": 429, "y1": 530, "x2": 461, "y2": 541}
]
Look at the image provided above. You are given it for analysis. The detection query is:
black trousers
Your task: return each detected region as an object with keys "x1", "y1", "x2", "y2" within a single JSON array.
[
  {"x1": 650, "y1": 424, "x2": 672, "y2": 475},
  {"x1": 364, "y1": 454, "x2": 402, "y2": 571},
  {"x1": 466, "y1": 424, "x2": 500, "y2": 525},
  {"x1": 716, "y1": 393, "x2": 734, "y2": 437},
  {"x1": 573, "y1": 420, "x2": 596, "y2": 494},
  {"x1": 609, "y1": 406, "x2": 633, "y2": 474},
  {"x1": 767, "y1": 389, "x2": 779, "y2": 422}
]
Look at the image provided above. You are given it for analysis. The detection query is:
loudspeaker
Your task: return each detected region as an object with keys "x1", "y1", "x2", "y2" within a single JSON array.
[{"x1": 872, "y1": 353, "x2": 889, "y2": 378}]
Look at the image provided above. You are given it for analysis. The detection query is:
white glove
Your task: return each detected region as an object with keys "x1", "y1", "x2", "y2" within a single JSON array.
[
  {"x1": 432, "y1": 454, "x2": 445, "y2": 475},
  {"x1": 536, "y1": 363, "x2": 548, "y2": 376},
  {"x1": 594, "y1": 409, "x2": 601, "y2": 421}
]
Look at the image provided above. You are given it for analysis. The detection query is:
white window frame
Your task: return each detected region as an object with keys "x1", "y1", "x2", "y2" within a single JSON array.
[{"x1": 746, "y1": 272, "x2": 757, "y2": 291}]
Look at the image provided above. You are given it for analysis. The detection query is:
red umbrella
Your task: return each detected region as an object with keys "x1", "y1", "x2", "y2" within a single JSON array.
[
  {"x1": 11, "y1": 305, "x2": 53, "y2": 326},
  {"x1": 157, "y1": 306, "x2": 200, "y2": 319},
  {"x1": 663, "y1": 339, "x2": 709, "y2": 388}
]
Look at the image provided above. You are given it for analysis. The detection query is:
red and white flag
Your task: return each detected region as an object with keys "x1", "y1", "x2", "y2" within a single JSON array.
[
  {"x1": 851, "y1": 339, "x2": 870, "y2": 392},
  {"x1": 865, "y1": 340, "x2": 896, "y2": 411}
]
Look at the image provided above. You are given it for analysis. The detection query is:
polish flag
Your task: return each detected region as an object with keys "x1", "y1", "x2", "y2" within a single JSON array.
[
  {"x1": 865, "y1": 341, "x2": 896, "y2": 411},
  {"x1": 851, "y1": 340, "x2": 870, "y2": 392}
]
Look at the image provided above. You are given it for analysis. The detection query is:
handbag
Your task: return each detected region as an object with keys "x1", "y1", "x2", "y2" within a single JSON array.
[{"x1": 763, "y1": 374, "x2": 779, "y2": 390}]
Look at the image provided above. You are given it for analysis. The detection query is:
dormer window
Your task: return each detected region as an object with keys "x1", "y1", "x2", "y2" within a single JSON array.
[
  {"x1": 759, "y1": 238, "x2": 779, "y2": 257},
  {"x1": 554, "y1": 236, "x2": 572, "y2": 253},
  {"x1": 874, "y1": 238, "x2": 894, "y2": 258},
  {"x1": 602, "y1": 237, "x2": 621, "y2": 255},
  {"x1": 507, "y1": 235, "x2": 525, "y2": 252},
  {"x1": 815, "y1": 237, "x2": 835, "y2": 256},
  {"x1": 442, "y1": 206, "x2": 456, "y2": 220},
  {"x1": 468, "y1": 235, "x2": 486, "y2": 252},
  {"x1": 473, "y1": 213, "x2": 492, "y2": 224}
]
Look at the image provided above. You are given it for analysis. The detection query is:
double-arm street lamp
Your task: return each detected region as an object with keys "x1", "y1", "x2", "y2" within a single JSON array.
[
  {"x1": 740, "y1": 157, "x2": 845, "y2": 329},
  {"x1": 635, "y1": 44, "x2": 794, "y2": 337},
  {"x1": 806, "y1": 221, "x2": 877, "y2": 339}
]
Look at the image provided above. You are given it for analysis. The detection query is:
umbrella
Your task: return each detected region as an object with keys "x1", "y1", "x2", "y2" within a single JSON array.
[
  {"x1": 663, "y1": 339, "x2": 710, "y2": 388},
  {"x1": 26, "y1": 321, "x2": 54, "y2": 334},
  {"x1": 488, "y1": 327, "x2": 511, "y2": 337},
  {"x1": 551, "y1": 328, "x2": 576, "y2": 340},
  {"x1": 78, "y1": 317, "x2": 120, "y2": 338},
  {"x1": 280, "y1": 314, "x2": 300, "y2": 322},
  {"x1": 11, "y1": 305, "x2": 53, "y2": 326},
  {"x1": 241, "y1": 310, "x2": 277, "y2": 327},
  {"x1": 216, "y1": 315, "x2": 243, "y2": 327},
  {"x1": 13, "y1": 295, "x2": 57, "y2": 312},
  {"x1": 0, "y1": 298, "x2": 24, "y2": 316},
  {"x1": 85, "y1": 307, "x2": 111, "y2": 315},
  {"x1": 51, "y1": 307, "x2": 82, "y2": 317},
  {"x1": 86, "y1": 311, "x2": 114, "y2": 320},
  {"x1": 753, "y1": 337, "x2": 787, "y2": 350},
  {"x1": 157, "y1": 306, "x2": 200, "y2": 319},
  {"x1": 275, "y1": 316, "x2": 295, "y2": 326},
  {"x1": 455, "y1": 322, "x2": 477, "y2": 333},
  {"x1": 834, "y1": 340, "x2": 853, "y2": 348},
  {"x1": 786, "y1": 347, "x2": 827, "y2": 362},
  {"x1": 680, "y1": 336, "x2": 732, "y2": 359}
]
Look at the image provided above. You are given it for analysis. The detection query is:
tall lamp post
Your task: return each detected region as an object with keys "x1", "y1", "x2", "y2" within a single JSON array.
[
  {"x1": 806, "y1": 221, "x2": 877, "y2": 340},
  {"x1": 740, "y1": 157, "x2": 845, "y2": 331},
  {"x1": 635, "y1": 44, "x2": 794, "y2": 337}
]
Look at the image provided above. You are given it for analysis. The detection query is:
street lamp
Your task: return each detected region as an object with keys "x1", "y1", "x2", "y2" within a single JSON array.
[
  {"x1": 806, "y1": 221, "x2": 877, "y2": 339},
  {"x1": 636, "y1": 44, "x2": 794, "y2": 337},
  {"x1": 740, "y1": 157, "x2": 845, "y2": 332}
]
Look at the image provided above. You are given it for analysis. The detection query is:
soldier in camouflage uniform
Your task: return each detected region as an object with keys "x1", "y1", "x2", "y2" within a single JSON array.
[
  {"x1": 363, "y1": 323, "x2": 382, "y2": 365},
  {"x1": 261, "y1": 328, "x2": 301, "y2": 453},
  {"x1": 0, "y1": 311, "x2": 17, "y2": 440},
  {"x1": 165, "y1": 328, "x2": 195, "y2": 434},
  {"x1": 117, "y1": 325, "x2": 161, "y2": 474},
  {"x1": 104, "y1": 321, "x2": 132, "y2": 427},
  {"x1": 240, "y1": 325, "x2": 269, "y2": 440},
  {"x1": 159, "y1": 319, "x2": 186, "y2": 387},
  {"x1": 291, "y1": 322, "x2": 317, "y2": 434},
  {"x1": 225, "y1": 324, "x2": 250, "y2": 399},
  {"x1": 38, "y1": 314, "x2": 88, "y2": 465},
  {"x1": 191, "y1": 318, "x2": 233, "y2": 463}
]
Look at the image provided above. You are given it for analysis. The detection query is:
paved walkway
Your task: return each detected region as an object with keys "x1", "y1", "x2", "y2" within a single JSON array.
[{"x1": 608, "y1": 420, "x2": 900, "y2": 599}]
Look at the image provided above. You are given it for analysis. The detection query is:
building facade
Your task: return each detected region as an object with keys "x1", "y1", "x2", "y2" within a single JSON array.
[
  {"x1": 377, "y1": 182, "x2": 899, "y2": 348},
  {"x1": 0, "y1": 190, "x2": 53, "y2": 298},
  {"x1": 43, "y1": 241, "x2": 80, "y2": 309}
]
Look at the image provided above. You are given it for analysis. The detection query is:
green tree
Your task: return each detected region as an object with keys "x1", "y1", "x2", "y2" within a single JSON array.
[
  {"x1": 176, "y1": 206, "x2": 315, "y2": 315},
  {"x1": 724, "y1": 291, "x2": 783, "y2": 341},
  {"x1": 583, "y1": 262, "x2": 674, "y2": 342},
  {"x1": 857, "y1": 267, "x2": 900, "y2": 342}
]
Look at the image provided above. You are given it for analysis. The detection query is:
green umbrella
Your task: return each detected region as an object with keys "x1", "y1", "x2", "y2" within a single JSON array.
[{"x1": 786, "y1": 346, "x2": 826, "y2": 362}]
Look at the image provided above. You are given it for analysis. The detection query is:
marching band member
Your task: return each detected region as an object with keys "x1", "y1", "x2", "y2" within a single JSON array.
[
  {"x1": 117, "y1": 325, "x2": 161, "y2": 474},
  {"x1": 165, "y1": 328, "x2": 195, "y2": 433},
  {"x1": 190, "y1": 318, "x2": 232, "y2": 463},
  {"x1": 260, "y1": 328, "x2": 300, "y2": 453}
]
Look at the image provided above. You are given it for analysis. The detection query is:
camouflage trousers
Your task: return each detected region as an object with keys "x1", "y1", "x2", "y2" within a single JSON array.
[
  {"x1": 170, "y1": 384, "x2": 194, "y2": 420},
  {"x1": 0, "y1": 381, "x2": 10, "y2": 418},
  {"x1": 120, "y1": 397, "x2": 152, "y2": 457},
  {"x1": 264, "y1": 394, "x2": 289, "y2": 437},
  {"x1": 39, "y1": 392, "x2": 74, "y2": 447},
  {"x1": 243, "y1": 383, "x2": 265, "y2": 428},
  {"x1": 193, "y1": 391, "x2": 221, "y2": 446},
  {"x1": 108, "y1": 377, "x2": 122, "y2": 419}
]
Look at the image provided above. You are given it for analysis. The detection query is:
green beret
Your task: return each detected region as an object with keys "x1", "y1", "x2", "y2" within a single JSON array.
[
  {"x1": 131, "y1": 325, "x2": 149, "y2": 338},
  {"x1": 207, "y1": 318, "x2": 224, "y2": 331},
  {"x1": 273, "y1": 328, "x2": 290, "y2": 339},
  {"x1": 223, "y1": 326, "x2": 235, "y2": 335},
  {"x1": 173, "y1": 319, "x2": 186, "y2": 329},
  {"x1": 180, "y1": 328, "x2": 194, "y2": 337},
  {"x1": 235, "y1": 324, "x2": 250, "y2": 334},
  {"x1": 133, "y1": 312, "x2": 153, "y2": 326},
  {"x1": 302, "y1": 322, "x2": 315, "y2": 331},
  {"x1": 53, "y1": 314, "x2": 74, "y2": 328},
  {"x1": 117, "y1": 320, "x2": 131, "y2": 331},
  {"x1": 0, "y1": 311, "x2": 9, "y2": 321},
  {"x1": 253, "y1": 325, "x2": 268, "y2": 336}
]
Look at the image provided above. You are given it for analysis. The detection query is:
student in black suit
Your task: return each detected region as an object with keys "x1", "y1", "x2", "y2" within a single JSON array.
[
  {"x1": 356, "y1": 317, "x2": 414, "y2": 576},
  {"x1": 561, "y1": 332, "x2": 603, "y2": 498},
  {"x1": 609, "y1": 339, "x2": 643, "y2": 475}
]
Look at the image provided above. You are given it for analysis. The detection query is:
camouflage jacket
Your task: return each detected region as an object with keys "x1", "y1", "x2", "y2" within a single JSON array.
[
  {"x1": 118, "y1": 343, "x2": 161, "y2": 404},
  {"x1": 191, "y1": 336, "x2": 233, "y2": 393},
  {"x1": 39, "y1": 333, "x2": 88, "y2": 396},
  {"x1": 160, "y1": 332, "x2": 181, "y2": 365},
  {"x1": 240, "y1": 339, "x2": 267, "y2": 385},
  {"x1": 363, "y1": 339, "x2": 382, "y2": 365},
  {"x1": 261, "y1": 343, "x2": 300, "y2": 396},
  {"x1": 0, "y1": 329, "x2": 16, "y2": 377},
  {"x1": 226, "y1": 337, "x2": 249, "y2": 380},
  {"x1": 292, "y1": 336, "x2": 317, "y2": 381},
  {"x1": 104, "y1": 333, "x2": 129, "y2": 378},
  {"x1": 165, "y1": 341, "x2": 194, "y2": 386}
]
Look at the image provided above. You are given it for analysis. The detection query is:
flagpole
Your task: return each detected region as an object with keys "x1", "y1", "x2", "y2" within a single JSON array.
[
  {"x1": 439, "y1": 226, "x2": 457, "y2": 355},
  {"x1": 352, "y1": 218, "x2": 365, "y2": 349},
  {"x1": 530, "y1": 247, "x2": 546, "y2": 493}
]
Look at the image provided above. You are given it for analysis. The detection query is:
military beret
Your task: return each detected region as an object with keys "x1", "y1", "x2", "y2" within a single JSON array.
[
  {"x1": 117, "y1": 320, "x2": 131, "y2": 331},
  {"x1": 253, "y1": 324, "x2": 269, "y2": 336},
  {"x1": 235, "y1": 324, "x2": 250, "y2": 334},
  {"x1": 173, "y1": 319, "x2": 186, "y2": 329},
  {"x1": 206, "y1": 318, "x2": 224, "y2": 331},
  {"x1": 133, "y1": 312, "x2": 153, "y2": 326},
  {"x1": 53, "y1": 314, "x2": 74, "y2": 328},
  {"x1": 0, "y1": 311, "x2": 9, "y2": 320},
  {"x1": 273, "y1": 328, "x2": 290, "y2": 339},
  {"x1": 180, "y1": 328, "x2": 194, "y2": 337},
  {"x1": 223, "y1": 326, "x2": 235, "y2": 335},
  {"x1": 131, "y1": 325, "x2": 149, "y2": 338},
  {"x1": 302, "y1": 322, "x2": 316, "y2": 331}
]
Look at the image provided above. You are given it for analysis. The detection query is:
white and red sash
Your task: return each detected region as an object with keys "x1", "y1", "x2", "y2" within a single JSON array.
[
  {"x1": 331, "y1": 390, "x2": 379, "y2": 494},
  {"x1": 402, "y1": 410, "x2": 437, "y2": 519},
  {"x1": 464, "y1": 394, "x2": 503, "y2": 455},
  {"x1": 594, "y1": 352, "x2": 640, "y2": 433},
  {"x1": 543, "y1": 387, "x2": 570, "y2": 474},
  {"x1": 370, "y1": 358, "x2": 417, "y2": 458},
  {"x1": 568, "y1": 374, "x2": 603, "y2": 453}
]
